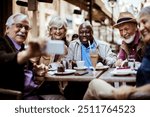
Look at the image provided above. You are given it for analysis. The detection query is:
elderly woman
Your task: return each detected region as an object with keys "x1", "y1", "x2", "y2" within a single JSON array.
[
  {"x1": 33, "y1": 15, "x2": 68, "y2": 67},
  {"x1": 83, "y1": 6, "x2": 150, "y2": 100},
  {"x1": 31, "y1": 15, "x2": 69, "y2": 98},
  {"x1": 136, "y1": 6, "x2": 150, "y2": 87}
]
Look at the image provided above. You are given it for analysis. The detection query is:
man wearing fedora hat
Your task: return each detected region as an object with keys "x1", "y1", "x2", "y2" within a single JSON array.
[
  {"x1": 83, "y1": 6, "x2": 150, "y2": 100},
  {"x1": 114, "y1": 11, "x2": 145, "y2": 67}
]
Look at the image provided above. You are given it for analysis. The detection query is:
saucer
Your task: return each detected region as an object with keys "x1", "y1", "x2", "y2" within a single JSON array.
[
  {"x1": 74, "y1": 66, "x2": 88, "y2": 70},
  {"x1": 110, "y1": 68, "x2": 135, "y2": 76}
]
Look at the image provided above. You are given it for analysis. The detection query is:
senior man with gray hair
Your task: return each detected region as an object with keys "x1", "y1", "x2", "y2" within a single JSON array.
[
  {"x1": 0, "y1": 13, "x2": 49, "y2": 99},
  {"x1": 64, "y1": 21, "x2": 117, "y2": 100},
  {"x1": 114, "y1": 11, "x2": 145, "y2": 67},
  {"x1": 66, "y1": 20, "x2": 116, "y2": 68}
]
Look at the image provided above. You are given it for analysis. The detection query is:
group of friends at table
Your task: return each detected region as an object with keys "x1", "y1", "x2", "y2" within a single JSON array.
[{"x1": 0, "y1": 6, "x2": 150, "y2": 100}]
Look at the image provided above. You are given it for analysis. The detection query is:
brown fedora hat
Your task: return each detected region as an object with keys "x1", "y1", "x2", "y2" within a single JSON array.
[{"x1": 113, "y1": 12, "x2": 137, "y2": 28}]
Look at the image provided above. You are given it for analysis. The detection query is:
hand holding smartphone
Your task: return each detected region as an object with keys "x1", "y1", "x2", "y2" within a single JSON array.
[{"x1": 44, "y1": 40, "x2": 65, "y2": 55}]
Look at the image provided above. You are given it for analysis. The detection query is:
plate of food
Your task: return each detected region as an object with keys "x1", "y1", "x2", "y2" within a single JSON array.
[
  {"x1": 95, "y1": 62, "x2": 109, "y2": 70},
  {"x1": 110, "y1": 68, "x2": 134, "y2": 76},
  {"x1": 55, "y1": 69, "x2": 76, "y2": 75}
]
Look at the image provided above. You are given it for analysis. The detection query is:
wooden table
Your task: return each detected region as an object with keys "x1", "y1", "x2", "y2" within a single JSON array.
[
  {"x1": 99, "y1": 68, "x2": 136, "y2": 87},
  {"x1": 44, "y1": 70, "x2": 105, "y2": 91},
  {"x1": 45, "y1": 70, "x2": 104, "y2": 82}
]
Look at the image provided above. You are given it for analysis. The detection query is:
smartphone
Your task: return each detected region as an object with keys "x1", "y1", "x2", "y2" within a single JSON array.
[{"x1": 45, "y1": 40, "x2": 65, "y2": 55}]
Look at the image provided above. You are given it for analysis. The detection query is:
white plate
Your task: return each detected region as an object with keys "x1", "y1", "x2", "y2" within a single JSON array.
[
  {"x1": 96, "y1": 66, "x2": 109, "y2": 70},
  {"x1": 110, "y1": 69, "x2": 134, "y2": 76},
  {"x1": 55, "y1": 69, "x2": 76, "y2": 75},
  {"x1": 74, "y1": 66, "x2": 88, "y2": 70}
]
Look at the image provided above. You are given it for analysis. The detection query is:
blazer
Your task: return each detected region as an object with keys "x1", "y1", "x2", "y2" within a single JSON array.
[{"x1": 0, "y1": 35, "x2": 25, "y2": 92}]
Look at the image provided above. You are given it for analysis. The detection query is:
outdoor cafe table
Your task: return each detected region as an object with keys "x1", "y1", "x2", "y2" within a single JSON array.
[
  {"x1": 99, "y1": 68, "x2": 136, "y2": 88},
  {"x1": 43, "y1": 70, "x2": 105, "y2": 91},
  {"x1": 44, "y1": 70, "x2": 104, "y2": 82}
]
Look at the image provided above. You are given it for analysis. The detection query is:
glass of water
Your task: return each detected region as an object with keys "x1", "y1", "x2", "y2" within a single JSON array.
[{"x1": 128, "y1": 55, "x2": 135, "y2": 70}]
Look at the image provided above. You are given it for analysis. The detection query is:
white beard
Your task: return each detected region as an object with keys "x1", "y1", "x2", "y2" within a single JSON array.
[{"x1": 122, "y1": 34, "x2": 135, "y2": 44}]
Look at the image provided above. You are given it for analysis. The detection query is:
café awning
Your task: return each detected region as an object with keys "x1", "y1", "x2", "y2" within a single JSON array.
[{"x1": 64, "y1": 0, "x2": 113, "y2": 24}]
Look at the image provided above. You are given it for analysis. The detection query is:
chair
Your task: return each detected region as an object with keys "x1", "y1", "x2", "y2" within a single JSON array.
[
  {"x1": 0, "y1": 77, "x2": 66, "y2": 100},
  {"x1": 0, "y1": 88, "x2": 22, "y2": 100},
  {"x1": 24, "y1": 77, "x2": 66, "y2": 100}
]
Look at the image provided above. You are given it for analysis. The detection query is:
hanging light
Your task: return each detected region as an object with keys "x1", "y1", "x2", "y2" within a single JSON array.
[
  {"x1": 16, "y1": 0, "x2": 53, "y2": 7},
  {"x1": 108, "y1": 0, "x2": 117, "y2": 8},
  {"x1": 37, "y1": 0, "x2": 53, "y2": 3}
]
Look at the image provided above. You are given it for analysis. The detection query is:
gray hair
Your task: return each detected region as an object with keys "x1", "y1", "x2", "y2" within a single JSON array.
[
  {"x1": 139, "y1": 6, "x2": 150, "y2": 17},
  {"x1": 6, "y1": 13, "x2": 30, "y2": 27},
  {"x1": 47, "y1": 15, "x2": 68, "y2": 31},
  {"x1": 79, "y1": 20, "x2": 93, "y2": 34}
]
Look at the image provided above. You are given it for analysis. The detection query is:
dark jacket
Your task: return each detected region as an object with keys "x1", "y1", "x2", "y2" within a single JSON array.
[
  {"x1": 136, "y1": 44, "x2": 150, "y2": 87},
  {"x1": 0, "y1": 35, "x2": 25, "y2": 92}
]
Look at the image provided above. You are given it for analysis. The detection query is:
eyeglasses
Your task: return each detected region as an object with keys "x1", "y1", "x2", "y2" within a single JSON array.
[
  {"x1": 51, "y1": 27, "x2": 65, "y2": 31},
  {"x1": 13, "y1": 23, "x2": 31, "y2": 31}
]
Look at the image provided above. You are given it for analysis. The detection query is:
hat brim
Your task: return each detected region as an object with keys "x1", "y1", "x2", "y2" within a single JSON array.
[{"x1": 113, "y1": 19, "x2": 137, "y2": 28}]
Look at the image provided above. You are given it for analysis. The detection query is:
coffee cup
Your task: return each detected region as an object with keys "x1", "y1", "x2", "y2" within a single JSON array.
[
  {"x1": 49, "y1": 62, "x2": 59, "y2": 70},
  {"x1": 76, "y1": 61, "x2": 85, "y2": 68}
]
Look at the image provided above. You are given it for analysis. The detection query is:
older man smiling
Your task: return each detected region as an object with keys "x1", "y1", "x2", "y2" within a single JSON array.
[{"x1": 0, "y1": 13, "x2": 49, "y2": 99}]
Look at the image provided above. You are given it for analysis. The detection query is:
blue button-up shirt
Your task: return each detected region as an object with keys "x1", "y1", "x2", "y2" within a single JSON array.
[{"x1": 81, "y1": 42, "x2": 96, "y2": 68}]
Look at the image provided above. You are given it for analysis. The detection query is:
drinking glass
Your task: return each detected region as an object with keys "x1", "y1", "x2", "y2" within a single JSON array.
[
  {"x1": 128, "y1": 55, "x2": 135, "y2": 69},
  {"x1": 89, "y1": 49, "x2": 98, "y2": 68}
]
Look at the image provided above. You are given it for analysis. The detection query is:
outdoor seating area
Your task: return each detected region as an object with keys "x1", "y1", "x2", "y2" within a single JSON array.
[
  {"x1": 1, "y1": 67, "x2": 150, "y2": 100},
  {"x1": 1, "y1": 1, "x2": 150, "y2": 117},
  {"x1": 0, "y1": 0, "x2": 150, "y2": 101}
]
